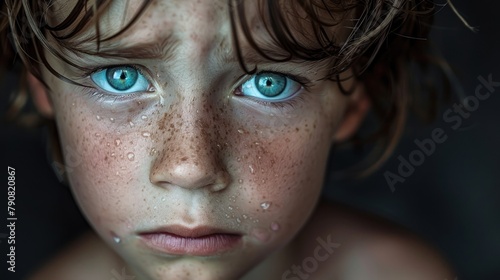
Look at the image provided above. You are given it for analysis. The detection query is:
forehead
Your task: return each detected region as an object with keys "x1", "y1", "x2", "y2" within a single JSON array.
[
  {"x1": 50, "y1": 0, "x2": 228, "y2": 40},
  {"x1": 47, "y1": 0, "x2": 352, "y2": 71}
]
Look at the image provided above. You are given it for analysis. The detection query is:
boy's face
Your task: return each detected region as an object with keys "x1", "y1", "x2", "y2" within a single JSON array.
[{"x1": 40, "y1": 0, "x2": 359, "y2": 278}]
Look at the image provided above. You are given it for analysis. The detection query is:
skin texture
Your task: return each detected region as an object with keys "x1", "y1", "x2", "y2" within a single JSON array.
[{"x1": 28, "y1": 0, "x2": 452, "y2": 279}]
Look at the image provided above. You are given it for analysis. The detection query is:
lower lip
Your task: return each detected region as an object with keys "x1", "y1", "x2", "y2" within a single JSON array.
[{"x1": 140, "y1": 233, "x2": 242, "y2": 256}]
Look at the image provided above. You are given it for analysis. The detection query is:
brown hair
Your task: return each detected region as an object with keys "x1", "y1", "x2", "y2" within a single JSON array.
[{"x1": 0, "y1": 0, "x2": 456, "y2": 176}]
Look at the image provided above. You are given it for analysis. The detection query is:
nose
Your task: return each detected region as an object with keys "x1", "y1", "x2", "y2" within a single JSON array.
[{"x1": 149, "y1": 105, "x2": 230, "y2": 192}]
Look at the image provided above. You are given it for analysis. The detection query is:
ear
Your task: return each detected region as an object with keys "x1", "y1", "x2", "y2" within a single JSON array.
[
  {"x1": 332, "y1": 82, "x2": 370, "y2": 143},
  {"x1": 27, "y1": 72, "x2": 54, "y2": 118}
]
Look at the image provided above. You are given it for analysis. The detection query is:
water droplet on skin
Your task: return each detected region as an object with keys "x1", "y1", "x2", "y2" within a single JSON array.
[
  {"x1": 111, "y1": 153, "x2": 115, "y2": 157},
  {"x1": 159, "y1": 94, "x2": 165, "y2": 106},
  {"x1": 71, "y1": 102, "x2": 76, "y2": 106},
  {"x1": 115, "y1": 139, "x2": 121, "y2": 146},
  {"x1": 251, "y1": 228, "x2": 271, "y2": 243},
  {"x1": 260, "y1": 202, "x2": 271, "y2": 210},
  {"x1": 113, "y1": 236, "x2": 121, "y2": 244},
  {"x1": 249, "y1": 165, "x2": 255, "y2": 174},
  {"x1": 161, "y1": 197, "x2": 166, "y2": 202},
  {"x1": 225, "y1": 214, "x2": 230, "y2": 218},
  {"x1": 238, "y1": 129, "x2": 244, "y2": 134},
  {"x1": 242, "y1": 214, "x2": 248, "y2": 219},
  {"x1": 109, "y1": 117, "x2": 115, "y2": 123},
  {"x1": 150, "y1": 148, "x2": 156, "y2": 156},
  {"x1": 153, "y1": 206, "x2": 157, "y2": 210},
  {"x1": 95, "y1": 133, "x2": 100, "y2": 137},
  {"x1": 238, "y1": 179, "x2": 244, "y2": 184},
  {"x1": 96, "y1": 115, "x2": 102, "y2": 121},
  {"x1": 142, "y1": 132, "x2": 151, "y2": 137},
  {"x1": 236, "y1": 218, "x2": 241, "y2": 223},
  {"x1": 271, "y1": 222, "x2": 280, "y2": 231},
  {"x1": 127, "y1": 152, "x2": 135, "y2": 161},
  {"x1": 141, "y1": 115, "x2": 148, "y2": 120},
  {"x1": 237, "y1": 157, "x2": 241, "y2": 162},
  {"x1": 228, "y1": 206, "x2": 233, "y2": 211},
  {"x1": 129, "y1": 121, "x2": 135, "y2": 127}
]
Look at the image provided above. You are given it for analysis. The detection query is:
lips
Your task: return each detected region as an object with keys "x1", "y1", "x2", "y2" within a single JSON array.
[{"x1": 139, "y1": 225, "x2": 243, "y2": 256}]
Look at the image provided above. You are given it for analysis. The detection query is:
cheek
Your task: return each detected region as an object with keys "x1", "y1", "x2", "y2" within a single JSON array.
[
  {"x1": 51, "y1": 94, "x2": 158, "y2": 232},
  {"x1": 225, "y1": 100, "x2": 337, "y2": 241}
]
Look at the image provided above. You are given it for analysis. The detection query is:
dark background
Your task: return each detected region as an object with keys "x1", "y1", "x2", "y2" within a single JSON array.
[{"x1": 1, "y1": 1, "x2": 499, "y2": 279}]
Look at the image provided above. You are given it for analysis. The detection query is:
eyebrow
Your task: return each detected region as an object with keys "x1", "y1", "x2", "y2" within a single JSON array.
[
  {"x1": 84, "y1": 35, "x2": 181, "y2": 60},
  {"x1": 75, "y1": 34, "x2": 294, "y2": 68}
]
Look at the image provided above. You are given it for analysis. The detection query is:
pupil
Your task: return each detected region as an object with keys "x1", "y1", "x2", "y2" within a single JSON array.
[{"x1": 106, "y1": 67, "x2": 139, "y2": 91}]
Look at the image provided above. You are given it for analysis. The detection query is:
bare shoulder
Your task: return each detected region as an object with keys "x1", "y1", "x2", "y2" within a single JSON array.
[
  {"x1": 28, "y1": 231, "x2": 123, "y2": 280},
  {"x1": 293, "y1": 200, "x2": 456, "y2": 280}
]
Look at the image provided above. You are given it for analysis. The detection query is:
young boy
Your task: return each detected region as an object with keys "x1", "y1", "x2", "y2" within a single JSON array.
[{"x1": 1, "y1": 0, "x2": 455, "y2": 279}]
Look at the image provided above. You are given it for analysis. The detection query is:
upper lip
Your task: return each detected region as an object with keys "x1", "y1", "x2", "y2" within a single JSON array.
[{"x1": 139, "y1": 225, "x2": 242, "y2": 238}]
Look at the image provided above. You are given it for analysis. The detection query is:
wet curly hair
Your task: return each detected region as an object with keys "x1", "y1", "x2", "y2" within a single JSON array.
[{"x1": 0, "y1": 0, "x2": 459, "y2": 176}]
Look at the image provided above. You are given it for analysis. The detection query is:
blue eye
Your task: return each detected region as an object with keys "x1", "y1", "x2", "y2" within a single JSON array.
[
  {"x1": 91, "y1": 66, "x2": 150, "y2": 94},
  {"x1": 240, "y1": 72, "x2": 302, "y2": 102}
]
